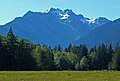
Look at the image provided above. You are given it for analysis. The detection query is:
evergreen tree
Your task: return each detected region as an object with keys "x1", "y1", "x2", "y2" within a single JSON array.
[
  {"x1": 6, "y1": 28, "x2": 18, "y2": 70},
  {"x1": 41, "y1": 46, "x2": 54, "y2": 70},
  {"x1": 67, "y1": 43, "x2": 72, "y2": 52},
  {"x1": 54, "y1": 45, "x2": 57, "y2": 52},
  {"x1": 32, "y1": 45, "x2": 42, "y2": 70},
  {"x1": 89, "y1": 46, "x2": 97, "y2": 70},
  {"x1": 70, "y1": 45, "x2": 77, "y2": 54},
  {"x1": 16, "y1": 38, "x2": 35, "y2": 70},
  {"x1": 80, "y1": 45, "x2": 88, "y2": 58},
  {"x1": 107, "y1": 44, "x2": 113, "y2": 69},
  {"x1": 0, "y1": 35, "x2": 5, "y2": 70},
  {"x1": 95, "y1": 44, "x2": 108, "y2": 70},
  {"x1": 54, "y1": 44, "x2": 62, "y2": 52},
  {"x1": 78, "y1": 45, "x2": 88, "y2": 60},
  {"x1": 111, "y1": 47, "x2": 120, "y2": 70},
  {"x1": 57, "y1": 44, "x2": 62, "y2": 52}
]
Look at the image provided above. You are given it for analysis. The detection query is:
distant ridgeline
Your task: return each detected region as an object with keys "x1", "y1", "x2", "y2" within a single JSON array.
[
  {"x1": 0, "y1": 28, "x2": 120, "y2": 71},
  {"x1": 1, "y1": 8, "x2": 119, "y2": 48}
]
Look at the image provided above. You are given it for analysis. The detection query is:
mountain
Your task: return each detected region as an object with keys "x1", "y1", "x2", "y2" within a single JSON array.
[
  {"x1": 0, "y1": 11, "x2": 75, "y2": 47},
  {"x1": 0, "y1": 8, "x2": 110, "y2": 47},
  {"x1": 46, "y1": 8, "x2": 92, "y2": 39},
  {"x1": 86, "y1": 17, "x2": 111, "y2": 29},
  {"x1": 76, "y1": 18, "x2": 120, "y2": 48}
]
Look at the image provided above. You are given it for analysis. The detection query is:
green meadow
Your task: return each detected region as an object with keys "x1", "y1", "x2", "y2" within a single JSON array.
[{"x1": 0, "y1": 71, "x2": 119, "y2": 81}]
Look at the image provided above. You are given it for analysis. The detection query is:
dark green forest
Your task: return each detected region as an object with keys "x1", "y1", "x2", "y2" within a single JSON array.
[{"x1": 0, "y1": 28, "x2": 120, "y2": 71}]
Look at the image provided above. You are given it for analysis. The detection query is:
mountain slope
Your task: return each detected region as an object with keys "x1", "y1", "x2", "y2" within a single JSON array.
[
  {"x1": 0, "y1": 8, "x2": 111, "y2": 47},
  {"x1": 86, "y1": 17, "x2": 110, "y2": 29},
  {"x1": 76, "y1": 18, "x2": 120, "y2": 47},
  {"x1": 0, "y1": 11, "x2": 76, "y2": 47}
]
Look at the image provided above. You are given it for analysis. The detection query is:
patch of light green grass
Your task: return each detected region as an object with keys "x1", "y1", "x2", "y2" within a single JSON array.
[{"x1": 0, "y1": 71, "x2": 120, "y2": 81}]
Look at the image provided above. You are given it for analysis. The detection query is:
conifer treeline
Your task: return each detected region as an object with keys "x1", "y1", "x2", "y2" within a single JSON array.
[{"x1": 0, "y1": 28, "x2": 120, "y2": 70}]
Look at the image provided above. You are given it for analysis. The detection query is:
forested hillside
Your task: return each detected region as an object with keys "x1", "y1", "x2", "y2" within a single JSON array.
[{"x1": 0, "y1": 28, "x2": 120, "y2": 71}]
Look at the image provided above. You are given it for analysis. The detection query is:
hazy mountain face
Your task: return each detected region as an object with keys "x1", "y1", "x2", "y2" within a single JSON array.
[
  {"x1": 76, "y1": 18, "x2": 120, "y2": 48},
  {"x1": 0, "y1": 8, "x2": 111, "y2": 47}
]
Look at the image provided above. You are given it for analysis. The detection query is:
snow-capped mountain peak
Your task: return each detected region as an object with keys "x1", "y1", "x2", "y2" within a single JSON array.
[
  {"x1": 45, "y1": 8, "x2": 111, "y2": 29},
  {"x1": 87, "y1": 17, "x2": 110, "y2": 24},
  {"x1": 85, "y1": 17, "x2": 111, "y2": 29},
  {"x1": 45, "y1": 8, "x2": 63, "y2": 14},
  {"x1": 64, "y1": 9, "x2": 74, "y2": 15}
]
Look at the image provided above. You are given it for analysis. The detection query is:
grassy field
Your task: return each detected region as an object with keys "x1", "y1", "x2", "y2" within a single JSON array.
[{"x1": 0, "y1": 71, "x2": 120, "y2": 81}]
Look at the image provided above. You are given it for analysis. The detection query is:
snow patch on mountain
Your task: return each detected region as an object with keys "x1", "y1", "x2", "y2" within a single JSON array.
[
  {"x1": 59, "y1": 13, "x2": 70, "y2": 20},
  {"x1": 87, "y1": 18, "x2": 96, "y2": 23}
]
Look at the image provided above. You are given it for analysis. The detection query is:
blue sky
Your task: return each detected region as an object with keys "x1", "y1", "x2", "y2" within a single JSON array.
[{"x1": 0, "y1": 0, "x2": 120, "y2": 25}]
